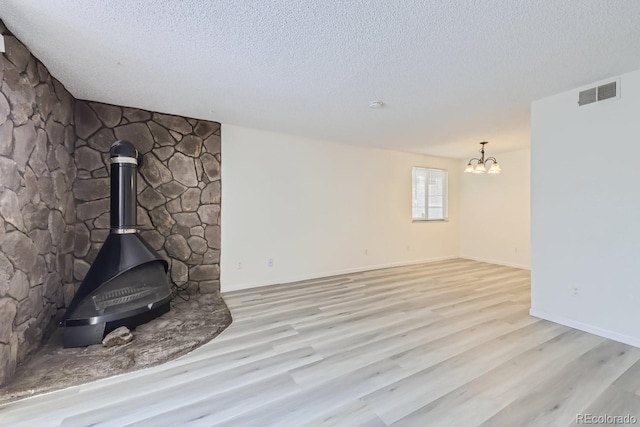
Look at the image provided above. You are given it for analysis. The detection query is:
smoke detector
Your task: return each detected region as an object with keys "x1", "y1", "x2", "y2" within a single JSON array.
[{"x1": 369, "y1": 101, "x2": 384, "y2": 109}]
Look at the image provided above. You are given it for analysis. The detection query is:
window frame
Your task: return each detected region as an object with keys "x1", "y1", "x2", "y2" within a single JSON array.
[{"x1": 411, "y1": 166, "x2": 449, "y2": 222}]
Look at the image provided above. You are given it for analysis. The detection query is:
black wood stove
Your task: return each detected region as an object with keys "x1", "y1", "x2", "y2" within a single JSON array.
[{"x1": 61, "y1": 141, "x2": 172, "y2": 347}]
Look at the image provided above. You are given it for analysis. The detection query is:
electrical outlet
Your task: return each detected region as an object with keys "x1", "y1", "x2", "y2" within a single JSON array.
[
  {"x1": 364, "y1": 249, "x2": 368, "y2": 255},
  {"x1": 572, "y1": 287, "x2": 579, "y2": 296},
  {"x1": 267, "y1": 258, "x2": 273, "y2": 267},
  {"x1": 407, "y1": 245, "x2": 411, "y2": 252},
  {"x1": 237, "y1": 261, "x2": 242, "y2": 270},
  {"x1": 514, "y1": 247, "x2": 518, "y2": 253}
]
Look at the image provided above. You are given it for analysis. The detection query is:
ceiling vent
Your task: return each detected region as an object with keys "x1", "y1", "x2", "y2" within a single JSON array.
[{"x1": 578, "y1": 81, "x2": 618, "y2": 106}]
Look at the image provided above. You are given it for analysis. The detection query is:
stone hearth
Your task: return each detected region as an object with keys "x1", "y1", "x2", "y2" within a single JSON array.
[
  {"x1": 0, "y1": 19, "x2": 227, "y2": 388},
  {"x1": 0, "y1": 291, "x2": 231, "y2": 404}
]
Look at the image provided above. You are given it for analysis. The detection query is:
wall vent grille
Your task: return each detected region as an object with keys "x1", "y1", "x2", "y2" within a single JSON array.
[
  {"x1": 597, "y1": 82, "x2": 617, "y2": 101},
  {"x1": 579, "y1": 81, "x2": 618, "y2": 106},
  {"x1": 578, "y1": 88, "x2": 597, "y2": 106}
]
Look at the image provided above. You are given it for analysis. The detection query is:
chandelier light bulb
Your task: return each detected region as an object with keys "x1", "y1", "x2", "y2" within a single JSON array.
[
  {"x1": 474, "y1": 163, "x2": 487, "y2": 173},
  {"x1": 464, "y1": 163, "x2": 474, "y2": 173},
  {"x1": 488, "y1": 162, "x2": 502, "y2": 174}
]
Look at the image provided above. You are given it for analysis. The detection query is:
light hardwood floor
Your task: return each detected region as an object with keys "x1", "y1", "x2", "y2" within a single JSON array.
[{"x1": 2, "y1": 259, "x2": 640, "y2": 426}]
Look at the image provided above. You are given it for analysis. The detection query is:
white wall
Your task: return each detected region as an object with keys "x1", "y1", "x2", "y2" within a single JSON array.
[
  {"x1": 221, "y1": 124, "x2": 460, "y2": 291},
  {"x1": 531, "y1": 70, "x2": 640, "y2": 347},
  {"x1": 460, "y1": 148, "x2": 531, "y2": 269}
]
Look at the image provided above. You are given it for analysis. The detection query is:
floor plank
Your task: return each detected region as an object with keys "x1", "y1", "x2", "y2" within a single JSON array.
[
  {"x1": 1, "y1": 259, "x2": 640, "y2": 427},
  {"x1": 478, "y1": 341, "x2": 640, "y2": 427}
]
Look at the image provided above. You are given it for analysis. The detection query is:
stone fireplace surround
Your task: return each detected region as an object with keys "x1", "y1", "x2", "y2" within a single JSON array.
[{"x1": 0, "y1": 21, "x2": 223, "y2": 386}]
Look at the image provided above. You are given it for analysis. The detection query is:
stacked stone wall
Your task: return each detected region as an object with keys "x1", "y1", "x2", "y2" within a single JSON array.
[
  {"x1": 0, "y1": 23, "x2": 77, "y2": 384},
  {"x1": 73, "y1": 101, "x2": 221, "y2": 294}
]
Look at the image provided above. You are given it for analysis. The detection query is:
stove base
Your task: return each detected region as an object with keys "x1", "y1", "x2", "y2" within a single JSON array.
[{"x1": 62, "y1": 299, "x2": 171, "y2": 348}]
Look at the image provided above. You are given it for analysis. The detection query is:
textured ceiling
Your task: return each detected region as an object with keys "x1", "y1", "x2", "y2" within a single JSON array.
[{"x1": 2, "y1": 1, "x2": 640, "y2": 157}]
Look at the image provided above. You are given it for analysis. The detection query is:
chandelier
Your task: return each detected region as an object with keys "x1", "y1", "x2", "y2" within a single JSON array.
[{"x1": 464, "y1": 142, "x2": 501, "y2": 174}]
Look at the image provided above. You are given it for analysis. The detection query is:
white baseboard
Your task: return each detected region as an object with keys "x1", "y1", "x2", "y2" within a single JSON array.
[
  {"x1": 460, "y1": 255, "x2": 530, "y2": 270},
  {"x1": 222, "y1": 255, "x2": 458, "y2": 293},
  {"x1": 529, "y1": 308, "x2": 640, "y2": 348}
]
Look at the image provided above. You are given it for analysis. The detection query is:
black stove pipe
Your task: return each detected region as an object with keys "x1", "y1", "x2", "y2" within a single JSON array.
[{"x1": 110, "y1": 141, "x2": 138, "y2": 232}]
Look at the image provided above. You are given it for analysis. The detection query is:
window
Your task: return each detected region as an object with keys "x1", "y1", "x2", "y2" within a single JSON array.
[{"x1": 412, "y1": 167, "x2": 448, "y2": 221}]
